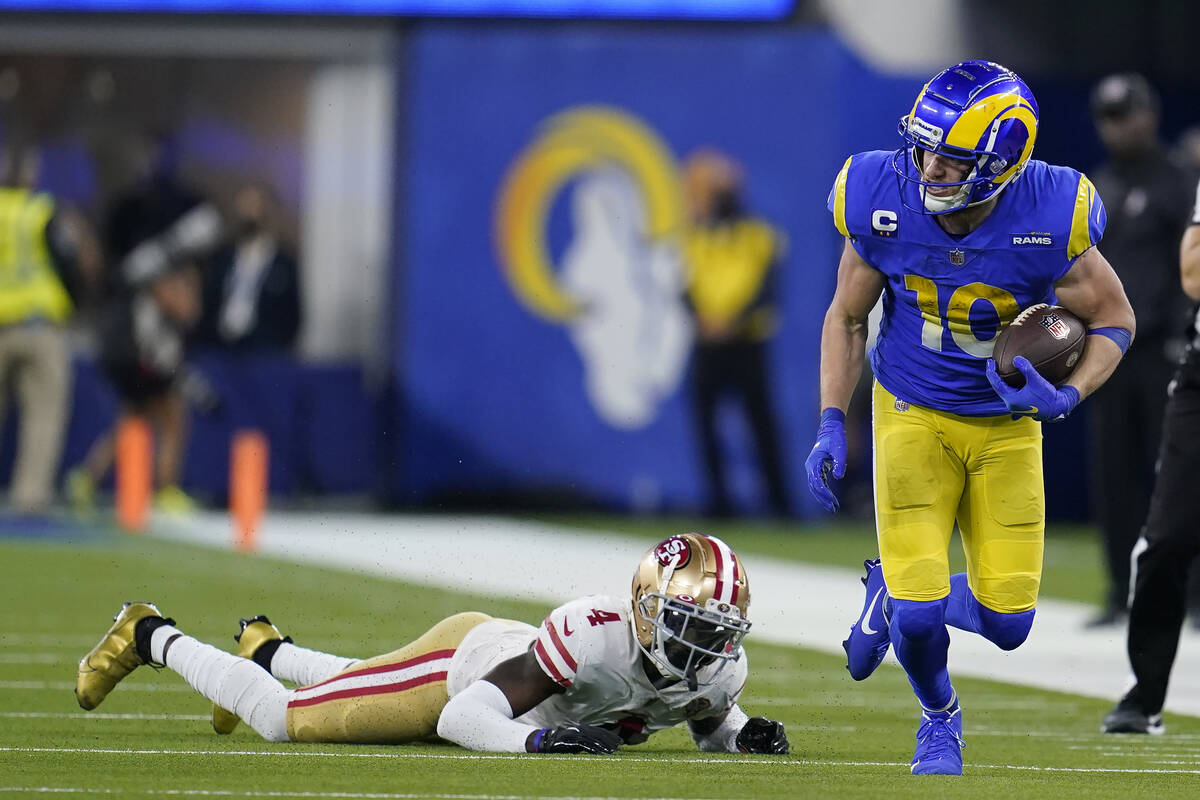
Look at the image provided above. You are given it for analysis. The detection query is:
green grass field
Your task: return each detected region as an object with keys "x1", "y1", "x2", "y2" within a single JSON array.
[{"x1": 2, "y1": 517, "x2": 1199, "y2": 800}]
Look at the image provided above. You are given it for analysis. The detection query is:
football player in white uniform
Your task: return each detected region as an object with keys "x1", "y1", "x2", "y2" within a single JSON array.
[{"x1": 75, "y1": 533, "x2": 789, "y2": 755}]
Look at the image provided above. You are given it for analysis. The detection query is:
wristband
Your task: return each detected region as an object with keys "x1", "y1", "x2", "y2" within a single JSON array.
[
  {"x1": 1087, "y1": 327, "x2": 1131, "y2": 355},
  {"x1": 819, "y1": 407, "x2": 846, "y2": 425}
]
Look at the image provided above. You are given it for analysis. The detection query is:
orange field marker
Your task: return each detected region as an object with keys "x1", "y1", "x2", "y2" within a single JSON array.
[
  {"x1": 115, "y1": 416, "x2": 152, "y2": 533},
  {"x1": 230, "y1": 429, "x2": 269, "y2": 552}
]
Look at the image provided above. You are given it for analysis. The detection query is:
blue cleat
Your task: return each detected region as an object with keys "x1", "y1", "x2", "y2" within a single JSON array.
[
  {"x1": 842, "y1": 558, "x2": 891, "y2": 680},
  {"x1": 911, "y1": 703, "x2": 965, "y2": 775}
]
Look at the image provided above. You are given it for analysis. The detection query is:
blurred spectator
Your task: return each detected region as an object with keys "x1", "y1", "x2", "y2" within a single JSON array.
[
  {"x1": 0, "y1": 143, "x2": 100, "y2": 513},
  {"x1": 1085, "y1": 73, "x2": 1196, "y2": 627},
  {"x1": 105, "y1": 132, "x2": 205, "y2": 283},
  {"x1": 1173, "y1": 125, "x2": 1200, "y2": 173},
  {"x1": 67, "y1": 261, "x2": 206, "y2": 514},
  {"x1": 681, "y1": 148, "x2": 789, "y2": 518},
  {"x1": 66, "y1": 130, "x2": 222, "y2": 514},
  {"x1": 194, "y1": 181, "x2": 301, "y2": 354}
]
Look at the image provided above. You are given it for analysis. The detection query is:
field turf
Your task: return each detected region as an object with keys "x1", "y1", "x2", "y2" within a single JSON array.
[{"x1": 2, "y1": 517, "x2": 1198, "y2": 800}]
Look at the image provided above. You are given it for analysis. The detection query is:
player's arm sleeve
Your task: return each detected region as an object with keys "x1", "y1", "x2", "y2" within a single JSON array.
[
  {"x1": 689, "y1": 703, "x2": 750, "y2": 753},
  {"x1": 436, "y1": 679, "x2": 537, "y2": 753},
  {"x1": 827, "y1": 156, "x2": 854, "y2": 240},
  {"x1": 1065, "y1": 174, "x2": 1106, "y2": 269},
  {"x1": 531, "y1": 606, "x2": 584, "y2": 688}
]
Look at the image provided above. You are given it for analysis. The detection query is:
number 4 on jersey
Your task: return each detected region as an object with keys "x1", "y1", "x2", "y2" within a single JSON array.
[{"x1": 587, "y1": 608, "x2": 621, "y2": 627}]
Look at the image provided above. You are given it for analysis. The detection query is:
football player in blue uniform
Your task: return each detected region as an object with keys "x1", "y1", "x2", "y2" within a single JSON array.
[{"x1": 806, "y1": 60, "x2": 1136, "y2": 775}]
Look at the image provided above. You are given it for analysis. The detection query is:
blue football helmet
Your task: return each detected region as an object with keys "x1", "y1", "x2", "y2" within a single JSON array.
[{"x1": 892, "y1": 60, "x2": 1039, "y2": 215}]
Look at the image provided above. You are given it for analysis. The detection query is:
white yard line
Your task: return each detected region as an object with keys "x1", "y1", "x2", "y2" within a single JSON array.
[
  {"x1": 150, "y1": 511, "x2": 1200, "y2": 718},
  {"x1": 3, "y1": 746, "x2": 1200, "y2": 775},
  {"x1": 0, "y1": 712, "x2": 208, "y2": 721},
  {"x1": 0, "y1": 654, "x2": 68, "y2": 664},
  {"x1": 0, "y1": 681, "x2": 194, "y2": 693},
  {"x1": 0, "y1": 791, "x2": 730, "y2": 800}
]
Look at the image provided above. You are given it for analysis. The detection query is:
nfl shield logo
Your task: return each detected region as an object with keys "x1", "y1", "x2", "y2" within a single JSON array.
[
  {"x1": 948, "y1": 248, "x2": 966, "y2": 266},
  {"x1": 1040, "y1": 313, "x2": 1070, "y2": 340},
  {"x1": 894, "y1": 398, "x2": 909, "y2": 412}
]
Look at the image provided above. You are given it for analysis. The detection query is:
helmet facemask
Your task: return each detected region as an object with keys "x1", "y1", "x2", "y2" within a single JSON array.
[
  {"x1": 632, "y1": 533, "x2": 751, "y2": 691},
  {"x1": 636, "y1": 591, "x2": 750, "y2": 691},
  {"x1": 894, "y1": 122, "x2": 1025, "y2": 216}
]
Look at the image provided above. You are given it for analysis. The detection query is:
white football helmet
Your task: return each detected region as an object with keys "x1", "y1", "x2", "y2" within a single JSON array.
[{"x1": 631, "y1": 533, "x2": 751, "y2": 689}]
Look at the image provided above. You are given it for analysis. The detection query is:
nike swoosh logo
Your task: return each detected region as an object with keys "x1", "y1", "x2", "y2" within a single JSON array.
[
  {"x1": 859, "y1": 589, "x2": 884, "y2": 635},
  {"x1": 562, "y1": 621, "x2": 574, "y2": 636}
]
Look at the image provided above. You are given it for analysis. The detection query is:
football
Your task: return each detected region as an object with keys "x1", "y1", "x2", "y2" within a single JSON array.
[{"x1": 992, "y1": 304, "x2": 1086, "y2": 388}]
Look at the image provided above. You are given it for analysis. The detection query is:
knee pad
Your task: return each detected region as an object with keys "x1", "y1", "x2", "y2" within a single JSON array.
[
  {"x1": 890, "y1": 598, "x2": 947, "y2": 643},
  {"x1": 976, "y1": 606, "x2": 1034, "y2": 651}
]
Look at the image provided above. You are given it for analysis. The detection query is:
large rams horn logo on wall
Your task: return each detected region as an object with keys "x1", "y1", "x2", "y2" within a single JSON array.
[
  {"x1": 494, "y1": 107, "x2": 693, "y2": 429},
  {"x1": 495, "y1": 107, "x2": 685, "y2": 320}
]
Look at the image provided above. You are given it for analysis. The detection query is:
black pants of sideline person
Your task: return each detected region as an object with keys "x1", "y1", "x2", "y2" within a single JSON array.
[
  {"x1": 1124, "y1": 344, "x2": 1200, "y2": 716},
  {"x1": 1089, "y1": 339, "x2": 1176, "y2": 616},
  {"x1": 692, "y1": 339, "x2": 789, "y2": 518}
]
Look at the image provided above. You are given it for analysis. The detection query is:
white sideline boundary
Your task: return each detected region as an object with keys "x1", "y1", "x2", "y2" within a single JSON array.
[
  {"x1": 150, "y1": 512, "x2": 1200, "y2": 719},
  {"x1": 5, "y1": 745, "x2": 1200, "y2": 775}
]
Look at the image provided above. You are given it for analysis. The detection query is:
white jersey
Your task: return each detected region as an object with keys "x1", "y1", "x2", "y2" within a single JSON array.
[{"x1": 446, "y1": 594, "x2": 747, "y2": 741}]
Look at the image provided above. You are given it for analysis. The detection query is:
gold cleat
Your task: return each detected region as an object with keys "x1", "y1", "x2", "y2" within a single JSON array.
[
  {"x1": 76, "y1": 602, "x2": 167, "y2": 711},
  {"x1": 213, "y1": 615, "x2": 289, "y2": 735}
]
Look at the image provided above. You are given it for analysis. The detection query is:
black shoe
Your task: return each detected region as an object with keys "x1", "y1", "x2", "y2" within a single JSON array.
[{"x1": 1102, "y1": 697, "x2": 1164, "y2": 735}]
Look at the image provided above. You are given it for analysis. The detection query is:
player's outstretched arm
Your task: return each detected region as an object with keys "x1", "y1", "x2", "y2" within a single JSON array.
[
  {"x1": 805, "y1": 239, "x2": 885, "y2": 512},
  {"x1": 437, "y1": 649, "x2": 618, "y2": 754},
  {"x1": 688, "y1": 704, "x2": 789, "y2": 754},
  {"x1": 1053, "y1": 246, "x2": 1136, "y2": 401}
]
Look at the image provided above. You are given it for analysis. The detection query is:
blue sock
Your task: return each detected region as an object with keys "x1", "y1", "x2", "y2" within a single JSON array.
[
  {"x1": 889, "y1": 597, "x2": 954, "y2": 710},
  {"x1": 944, "y1": 573, "x2": 1035, "y2": 651}
]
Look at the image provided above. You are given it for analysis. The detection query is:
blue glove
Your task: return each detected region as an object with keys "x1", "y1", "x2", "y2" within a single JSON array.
[
  {"x1": 985, "y1": 356, "x2": 1080, "y2": 422},
  {"x1": 805, "y1": 408, "x2": 847, "y2": 512}
]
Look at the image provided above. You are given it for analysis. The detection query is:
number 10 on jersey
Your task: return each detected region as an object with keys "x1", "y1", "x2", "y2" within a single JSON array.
[{"x1": 904, "y1": 275, "x2": 1020, "y2": 357}]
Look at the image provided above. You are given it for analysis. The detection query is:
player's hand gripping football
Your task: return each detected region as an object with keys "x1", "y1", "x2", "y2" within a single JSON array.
[
  {"x1": 805, "y1": 408, "x2": 847, "y2": 512},
  {"x1": 735, "y1": 717, "x2": 790, "y2": 754},
  {"x1": 985, "y1": 356, "x2": 1080, "y2": 422},
  {"x1": 529, "y1": 724, "x2": 622, "y2": 754}
]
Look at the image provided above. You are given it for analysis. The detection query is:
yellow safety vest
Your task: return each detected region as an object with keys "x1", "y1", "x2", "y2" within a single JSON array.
[
  {"x1": 0, "y1": 187, "x2": 72, "y2": 325},
  {"x1": 683, "y1": 218, "x2": 780, "y2": 341}
]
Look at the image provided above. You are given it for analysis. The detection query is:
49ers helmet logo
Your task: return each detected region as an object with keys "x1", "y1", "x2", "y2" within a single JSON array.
[{"x1": 654, "y1": 536, "x2": 692, "y2": 568}]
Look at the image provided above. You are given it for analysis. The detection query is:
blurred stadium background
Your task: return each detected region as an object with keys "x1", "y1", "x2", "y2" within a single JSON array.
[
  {"x1": 0, "y1": 0, "x2": 1196, "y2": 520},
  {"x1": 4, "y1": 2, "x2": 1200, "y2": 796}
]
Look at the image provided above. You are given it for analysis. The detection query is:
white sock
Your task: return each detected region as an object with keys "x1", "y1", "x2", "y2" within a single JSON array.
[
  {"x1": 922, "y1": 691, "x2": 959, "y2": 714},
  {"x1": 269, "y1": 642, "x2": 358, "y2": 686},
  {"x1": 154, "y1": 627, "x2": 291, "y2": 742}
]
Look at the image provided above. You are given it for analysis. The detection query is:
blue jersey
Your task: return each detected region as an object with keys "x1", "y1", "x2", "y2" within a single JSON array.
[{"x1": 827, "y1": 150, "x2": 1106, "y2": 416}]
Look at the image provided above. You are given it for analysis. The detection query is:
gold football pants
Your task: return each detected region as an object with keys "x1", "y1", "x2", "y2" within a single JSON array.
[
  {"x1": 285, "y1": 611, "x2": 492, "y2": 744},
  {"x1": 872, "y1": 382, "x2": 1044, "y2": 613}
]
